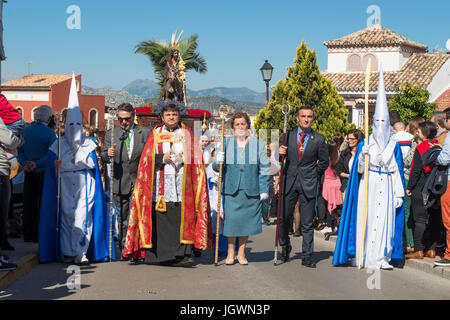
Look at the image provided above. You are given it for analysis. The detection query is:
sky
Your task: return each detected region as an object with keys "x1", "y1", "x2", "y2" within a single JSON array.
[{"x1": 1, "y1": 0, "x2": 449, "y2": 92}]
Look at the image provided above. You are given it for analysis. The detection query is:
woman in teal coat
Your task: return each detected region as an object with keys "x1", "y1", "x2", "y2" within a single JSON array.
[{"x1": 214, "y1": 112, "x2": 270, "y2": 265}]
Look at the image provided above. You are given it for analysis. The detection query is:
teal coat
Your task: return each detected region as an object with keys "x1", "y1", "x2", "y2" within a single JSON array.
[{"x1": 213, "y1": 136, "x2": 270, "y2": 196}]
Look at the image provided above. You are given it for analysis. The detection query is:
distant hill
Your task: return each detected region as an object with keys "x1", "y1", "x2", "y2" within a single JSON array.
[
  {"x1": 186, "y1": 96, "x2": 264, "y2": 115},
  {"x1": 189, "y1": 87, "x2": 268, "y2": 104},
  {"x1": 122, "y1": 79, "x2": 160, "y2": 101},
  {"x1": 82, "y1": 86, "x2": 145, "y2": 108},
  {"x1": 122, "y1": 79, "x2": 269, "y2": 105}
]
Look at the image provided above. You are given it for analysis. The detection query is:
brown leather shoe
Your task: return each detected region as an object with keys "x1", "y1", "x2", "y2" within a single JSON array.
[
  {"x1": 405, "y1": 251, "x2": 424, "y2": 259},
  {"x1": 424, "y1": 250, "x2": 436, "y2": 258}
]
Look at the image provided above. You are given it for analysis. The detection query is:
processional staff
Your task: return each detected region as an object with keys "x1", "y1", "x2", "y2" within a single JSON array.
[
  {"x1": 214, "y1": 105, "x2": 230, "y2": 266},
  {"x1": 274, "y1": 104, "x2": 291, "y2": 265},
  {"x1": 358, "y1": 60, "x2": 372, "y2": 269},
  {"x1": 108, "y1": 106, "x2": 119, "y2": 262},
  {"x1": 55, "y1": 112, "x2": 63, "y2": 262}
]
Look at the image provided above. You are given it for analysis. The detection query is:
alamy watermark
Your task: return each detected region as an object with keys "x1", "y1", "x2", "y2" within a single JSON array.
[
  {"x1": 366, "y1": 5, "x2": 381, "y2": 27},
  {"x1": 366, "y1": 268, "x2": 381, "y2": 290},
  {"x1": 66, "y1": 5, "x2": 81, "y2": 30},
  {"x1": 66, "y1": 265, "x2": 81, "y2": 290}
]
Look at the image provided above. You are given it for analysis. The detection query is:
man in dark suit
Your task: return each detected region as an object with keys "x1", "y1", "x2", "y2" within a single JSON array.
[
  {"x1": 279, "y1": 106, "x2": 329, "y2": 268},
  {"x1": 101, "y1": 103, "x2": 151, "y2": 259}
]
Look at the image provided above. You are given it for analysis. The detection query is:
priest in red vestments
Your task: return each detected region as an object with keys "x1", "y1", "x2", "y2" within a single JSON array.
[{"x1": 123, "y1": 101, "x2": 212, "y2": 266}]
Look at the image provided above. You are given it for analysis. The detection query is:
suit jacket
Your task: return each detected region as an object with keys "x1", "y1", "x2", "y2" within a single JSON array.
[
  {"x1": 282, "y1": 128, "x2": 329, "y2": 198},
  {"x1": 101, "y1": 125, "x2": 151, "y2": 195},
  {"x1": 213, "y1": 136, "x2": 270, "y2": 197}
]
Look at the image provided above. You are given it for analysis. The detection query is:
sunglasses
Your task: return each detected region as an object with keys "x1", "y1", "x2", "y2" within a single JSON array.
[{"x1": 118, "y1": 117, "x2": 132, "y2": 122}]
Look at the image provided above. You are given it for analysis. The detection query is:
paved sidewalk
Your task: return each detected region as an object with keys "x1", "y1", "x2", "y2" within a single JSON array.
[
  {"x1": 0, "y1": 237, "x2": 39, "y2": 290},
  {"x1": 314, "y1": 230, "x2": 450, "y2": 280}
]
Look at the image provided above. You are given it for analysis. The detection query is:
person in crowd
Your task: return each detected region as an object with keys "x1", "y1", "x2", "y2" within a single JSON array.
[
  {"x1": 321, "y1": 140, "x2": 343, "y2": 240},
  {"x1": 101, "y1": 103, "x2": 151, "y2": 260},
  {"x1": 0, "y1": 117, "x2": 21, "y2": 271},
  {"x1": 278, "y1": 106, "x2": 329, "y2": 268},
  {"x1": 336, "y1": 129, "x2": 364, "y2": 199},
  {"x1": 18, "y1": 105, "x2": 56, "y2": 243},
  {"x1": 39, "y1": 77, "x2": 113, "y2": 264},
  {"x1": 389, "y1": 110, "x2": 402, "y2": 132},
  {"x1": 392, "y1": 121, "x2": 414, "y2": 159},
  {"x1": 432, "y1": 115, "x2": 448, "y2": 146},
  {"x1": 333, "y1": 134, "x2": 345, "y2": 152},
  {"x1": 261, "y1": 143, "x2": 280, "y2": 226},
  {"x1": 123, "y1": 101, "x2": 212, "y2": 267},
  {"x1": 0, "y1": 94, "x2": 26, "y2": 179},
  {"x1": 403, "y1": 117, "x2": 425, "y2": 253},
  {"x1": 200, "y1": 132, "x2": 215, "y2": 166},
  {"x1": 434, "y1": 107, "x2": 450, "y2": 267},
  {"x1": 214, "y1": 111, "x2": 270, "y2": 265},
  {"x1": 406, "y1": 121, "x2": 440, "y2": 260},
  {"x1": 334, "y1": 69, "x2": 405, "y2": 269}
]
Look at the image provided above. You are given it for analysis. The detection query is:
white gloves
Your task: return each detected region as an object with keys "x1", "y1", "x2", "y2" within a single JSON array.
[
  {"x1": 210, "y1": 175, "x2": 218, "y2": 185},
  {"x1": 216, "y1": 151, "x2": 225, "y2": 164},
  {"x1": 362, "y1": 145, "x2": 370, "y2": 155},
  {"x1": 394, "y1": 198, "x2": 403, "y2": 209},
  {"x1": 260, "y1": 193, "x2": 269, "y2": 201}
]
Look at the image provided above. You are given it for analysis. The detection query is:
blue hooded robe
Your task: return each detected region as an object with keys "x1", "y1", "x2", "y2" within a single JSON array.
[
  {"x1": 332, "y1": 140, "x2": 405, "y2": 266},
  {"x1": 39, "y1": 149, "x2": 116, "y2": 263}
]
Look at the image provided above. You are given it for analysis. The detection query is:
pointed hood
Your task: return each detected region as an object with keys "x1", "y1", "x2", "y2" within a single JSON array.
[
  {"x1": 65, "y1": 74, "x2": 83, "y2": 152},
  {"x1": 371, "y1": 63, "x2": 391, "y2": 151}
]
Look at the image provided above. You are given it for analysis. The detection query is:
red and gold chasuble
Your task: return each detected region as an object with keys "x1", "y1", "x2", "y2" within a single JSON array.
[{"x1": 123, "y1": 123, "x2": 213, "y2": 258}]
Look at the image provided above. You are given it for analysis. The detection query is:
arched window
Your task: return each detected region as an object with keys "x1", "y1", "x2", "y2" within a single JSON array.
[
  {"x1": 89, "y1": 109, "x2": 98, "y2": 128},
  {"x1": 363, "y1": 54, "x2": 378, "y2": 72},
  {"x1": 347, "y1": 54, "x2": 362, "y2": 72}
]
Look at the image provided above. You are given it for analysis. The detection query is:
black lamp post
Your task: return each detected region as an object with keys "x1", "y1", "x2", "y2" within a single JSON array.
[{"x1": 260, "y1": 60, "x2": 273, "y2": 104}]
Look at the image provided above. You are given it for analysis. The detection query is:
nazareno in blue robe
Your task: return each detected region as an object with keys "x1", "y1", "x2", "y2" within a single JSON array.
[
  {"x1": 39, "y1": 149, "x2": 116, "y2": 263},
  {"x1": 332, "y1": 140, "x2": 405, "y2": 266}
]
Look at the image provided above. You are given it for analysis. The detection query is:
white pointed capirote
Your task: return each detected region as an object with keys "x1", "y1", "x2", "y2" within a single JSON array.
[
  {"x1": 372, "y1": 63, "x2": 391, "y2": 152},
  {"x1": 65, "y1": 74, "x2": 83, "y2": 151}
]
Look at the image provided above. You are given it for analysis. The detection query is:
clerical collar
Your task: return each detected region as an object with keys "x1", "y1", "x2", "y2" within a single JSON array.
[{"x1": 163, "y1": 124, "x2": 179, "y2": 132}]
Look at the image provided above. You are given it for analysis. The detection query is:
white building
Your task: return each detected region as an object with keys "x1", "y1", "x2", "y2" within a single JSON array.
[{"x1": 322, "y1": 24, "x2": 450, "y2": 127}]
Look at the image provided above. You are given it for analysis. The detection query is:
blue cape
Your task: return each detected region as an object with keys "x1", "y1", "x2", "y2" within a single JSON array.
[
  {"x1": 38, "y1": 150, "x2": 116, "y2": 263},
  {"x1": 332, "y1": 140, "x2": 405, "y2": 266}
]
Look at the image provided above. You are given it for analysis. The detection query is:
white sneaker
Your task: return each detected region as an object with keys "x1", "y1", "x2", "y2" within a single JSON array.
[
  {"x1": 380, "y1": 261, "x2": 394, "y2": 270},
  {"x1": 321, "y1": 227, "x2": 332, "y2": 234},
  {"x1": 75, "y1": 254, "x2": 89, "y2": 265}
]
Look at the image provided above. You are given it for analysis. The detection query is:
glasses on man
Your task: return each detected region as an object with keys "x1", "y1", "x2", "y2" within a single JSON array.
[{"x1": 118, "y1": 117, "x2": 132, "y2": 122}]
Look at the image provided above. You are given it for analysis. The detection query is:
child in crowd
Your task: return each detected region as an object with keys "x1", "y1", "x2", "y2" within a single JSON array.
[{"x1": 0, "y1": 94, "x2": 26, "y2": 178}]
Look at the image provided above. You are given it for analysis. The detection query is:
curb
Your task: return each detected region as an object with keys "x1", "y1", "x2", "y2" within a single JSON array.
[
  {"x1": 313, "y1": 230, "x2": 450, "y2": 280},
  {"x1": 0, "y1": 253, "x2": 39, "y2": 290}
]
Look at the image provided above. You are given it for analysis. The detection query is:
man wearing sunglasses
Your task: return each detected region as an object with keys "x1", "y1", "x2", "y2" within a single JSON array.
[{"x1": 101, "y1": 103, "x2": 151, "y2": 260}]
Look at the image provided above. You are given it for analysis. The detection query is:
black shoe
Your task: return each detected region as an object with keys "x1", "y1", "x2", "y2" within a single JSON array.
[
  {"x1": 131, "y1": 257, "x2": 144, "y2": 264},
  {"x1": 2, "y1": 239, "x2": 15, "y2": 251},
  {"x1": 0, "y1": 261, "x2": 17, "y2": 271},
  {"x1": 301, "y1": 258, "x2": 316, "y2": 268},
  {"x1": 119, "y1": 256, "x2": 131, "y2": 261},
  {"x1": 171, "y1": 256, "x2": 195, "y2": 268},
  {"x1": 281, "y1": 244, "x2": 292, "y2": 263},
  {"x1": 293, "y1": 230, "x2": 301, "y2": 237},
  {"x1": 193, "y1": 250, "x2": 202, "y2": 257}
]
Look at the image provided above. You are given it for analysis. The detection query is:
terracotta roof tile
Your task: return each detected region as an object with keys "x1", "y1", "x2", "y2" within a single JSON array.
[
  {"x1": 322, "y1": 53, "x2": 449, "y2": 92},
  {"x1": 324, "y1": 24, "x2": 428, "y2": 50},
  {"x1": 1, "y1": 74, "x2": 76, "y2": 88}
]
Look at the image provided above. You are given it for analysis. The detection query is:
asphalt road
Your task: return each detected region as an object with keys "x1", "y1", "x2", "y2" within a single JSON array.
[{"x1": 1, "y1": 224, "x2": 449, "y2": 300}]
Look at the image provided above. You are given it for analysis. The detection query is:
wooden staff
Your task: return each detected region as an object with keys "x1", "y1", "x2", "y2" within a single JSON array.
[
  {"x1": 55, "y1": 112, "x2": 62, "y2": 262},
  {"x1": 108, "y1": 107, "x2": 119, "y2": 262},
  {"x1": 214, "y1": 105, "x2": 230, "y2": 266},
  {"x1": 358, "y1": 60, "x2": 372, "y2": 269},
  {"x1": 274, "y1": 104, "x2": 291, "y2": 265}
]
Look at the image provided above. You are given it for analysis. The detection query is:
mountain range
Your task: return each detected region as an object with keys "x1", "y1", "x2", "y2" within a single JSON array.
[{"x1": 122, "y1": 79, "x2": 269, "y2": 105}]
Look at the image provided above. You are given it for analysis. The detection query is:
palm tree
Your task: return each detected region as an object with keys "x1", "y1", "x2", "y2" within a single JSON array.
[{"x1": 135, "y1": 30, "x2": 207, "y2": 100}]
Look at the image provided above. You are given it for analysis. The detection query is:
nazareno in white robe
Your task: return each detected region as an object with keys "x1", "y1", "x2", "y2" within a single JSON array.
[
  {"x1": 353, "y1": 137, "x2": 404, "y2": 269},
  {"x1": 49, "y1": 136, "x2": 97, "y2": 259}
]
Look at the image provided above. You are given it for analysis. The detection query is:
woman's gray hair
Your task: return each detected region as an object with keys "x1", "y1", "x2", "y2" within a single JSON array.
[{"x1": 34, "y1": 105, "x2": 53, "y2": 122}]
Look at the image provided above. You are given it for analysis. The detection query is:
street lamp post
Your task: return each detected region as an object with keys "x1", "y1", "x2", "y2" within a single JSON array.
[{"x1": 260, "y1": 60, "x2": 273, "y2": 104}]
